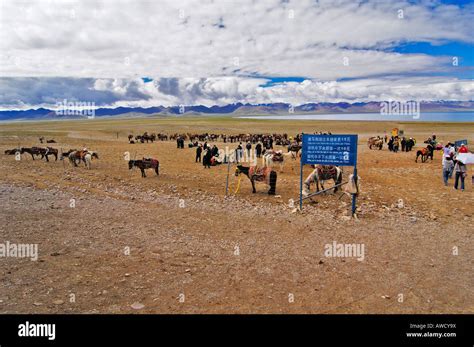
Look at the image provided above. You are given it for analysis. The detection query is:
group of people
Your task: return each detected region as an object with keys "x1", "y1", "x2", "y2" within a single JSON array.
[
  {"x1": 387, "y1": 136, "x2": 415, "y2": 152},
  {"x1": 442, "y1": 142, "x2": 469, "y2": 191},
  {"x1": 194, "y1": 140, "x2": 274, "y2": 168},
  {"x1": 195, "y1": 142, "x2": 220, "y2": 168}
]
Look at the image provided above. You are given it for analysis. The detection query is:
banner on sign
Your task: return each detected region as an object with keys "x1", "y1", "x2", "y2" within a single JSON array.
[{"x1": 301, "y1": 134, "x2": 358, "y2": 166}]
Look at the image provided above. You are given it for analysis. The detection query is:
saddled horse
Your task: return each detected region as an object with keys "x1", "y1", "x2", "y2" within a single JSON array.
[
  {"x1": 235, "y1": 165, "x2": 277, "y2": 195},
  {"x1": 20, "y1": 147, "x2": 58, "y2": 161},
  {"x1": 128, "y1": 158, "x2": 159, "y2": 177},
  {"x1": 262, "y1": 150, "x2": 291, "y2": 172},
  {"x1": 415, "y1": 144, "x2": 434, "y2": 163},
  {"x1": 303, "y1": 165, "x2": 343, "y2": 196},
  {"x1": 60, "y1": 149, "x2": 77, "y2": 160},
  {"x1": 287, "y1": 143, "x2": 302, "y2": 159},
  {"x1": 68, "y1": 150, "x2": 98, "y2": 167},
  {"x1": 367, "y1": 136, "x2": 383, "y2": 150}
]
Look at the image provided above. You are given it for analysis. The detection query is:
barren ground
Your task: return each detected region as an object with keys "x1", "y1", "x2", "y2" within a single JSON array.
[{"x1": 0, "y1": 117, "x2": 472, "y2": 313}]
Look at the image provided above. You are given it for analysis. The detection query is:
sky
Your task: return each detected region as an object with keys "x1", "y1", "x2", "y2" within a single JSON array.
[{"x1": 0, "y1": 0, "x2": 473, "y2": 110}]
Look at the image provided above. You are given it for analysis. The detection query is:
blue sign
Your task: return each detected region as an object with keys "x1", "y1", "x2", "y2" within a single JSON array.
[
  {"x1": 454, "y1": 139, "x2": 467, "y2": 148},
  {"x1": 301, "y1": 134, "x2": 358, "y2": 166}
]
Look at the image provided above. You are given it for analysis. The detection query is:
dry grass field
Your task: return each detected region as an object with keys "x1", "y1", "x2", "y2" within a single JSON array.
[{"x1": 0, "y1": 116, "x2": 473, "y2": 313}]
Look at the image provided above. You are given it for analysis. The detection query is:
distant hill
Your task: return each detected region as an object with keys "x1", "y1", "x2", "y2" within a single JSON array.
[{"x1": 0, "y1": 101, "x2": 472, "y2": 121}]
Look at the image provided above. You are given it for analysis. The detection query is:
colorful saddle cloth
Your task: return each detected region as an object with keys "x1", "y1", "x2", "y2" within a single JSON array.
[
  {"x1": 316, "y1": 165, "x2": 337, "y2": 180},
  {"x1": 249, "y1": 166, "x2": 272, "y2": 184}
]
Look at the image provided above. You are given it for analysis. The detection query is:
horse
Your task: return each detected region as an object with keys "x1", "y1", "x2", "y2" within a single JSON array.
[
  {"x1": 303, "y1": 165, "x2": 343, "y2": 196},
  {"x1": 83, "y1": 152, "x2": 99, "y2": 169},
  {"x1": 4, "y1": 148, "x2": 20, "y2": 155},
  {"x1": 367, "y1": 136, "x2": 383, "y2": 150},
  {"x1": 60, "y1": 149, "x2": 77, "y2": 160},
  {"x1": 128, "y1": 158, "x2": 159, "y2": 177},
  {"x1": 235, "y1": 165, "x2": 277, "y2": 195},
  {"x1": 19, "y1": 147, "x2": 43, "y2": 160},
  {"x1": 39, "y1": 137, "x2": 56, "y2": 144},
  {"x1": 68, "y1": 150, "x2": 98, "y2": 167},
  {"x1": 42, "y1": 147, "x2": 58, "y2": 161},
  {"x1": 20, "y1": 147, "x2": 58, "y2": 161},
  {"x1": 415, "y1": 144, "x2": 434, "y2": 163},
  {"x1": 287, "y1": 143, "x2": 302, "y2": 159},
  {"x1": 262, "y1": 150, "x2": 291, "y2": 172}
]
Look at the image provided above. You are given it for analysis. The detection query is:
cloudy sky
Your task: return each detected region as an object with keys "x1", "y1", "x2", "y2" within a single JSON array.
[{"x1": 0, "y1": 0, "x2": 473, "y2": 109}]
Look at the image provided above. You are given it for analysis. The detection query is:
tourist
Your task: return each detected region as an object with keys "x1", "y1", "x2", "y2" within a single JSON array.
[
  {"x1": 453, "y1": 158, "x2": 467, "y2": 191},
  {"x1": 458, "y1": 143, "x2": 468, "y2": 153},
  {"x1": 442, "y1": 155, "x2": 454, "y2": 186}
]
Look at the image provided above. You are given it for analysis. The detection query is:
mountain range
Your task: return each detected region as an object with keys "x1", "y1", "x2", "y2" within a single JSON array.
[{"x1": 0, "y1": 101, "x2": 473, "y2": 121}]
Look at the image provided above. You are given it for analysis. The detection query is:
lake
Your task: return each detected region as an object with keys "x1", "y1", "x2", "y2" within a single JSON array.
[{"x1": 237, "y1": 112, "x2": 473, "y2": 122}]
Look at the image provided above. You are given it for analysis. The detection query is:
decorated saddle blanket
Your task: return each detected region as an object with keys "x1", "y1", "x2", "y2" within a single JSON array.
[
  {"x1": 249, "y1": 166, "x2": 272, "y2": 184},
  {"x1": 143, "y1": 158, "x2": 159, "y2": 167},
  {"x1": 316, "y1": 165, "x2": 337, "y2": 180},
  {"x1": 271, "y1": 152, "x2": 284, "y2": 162}
]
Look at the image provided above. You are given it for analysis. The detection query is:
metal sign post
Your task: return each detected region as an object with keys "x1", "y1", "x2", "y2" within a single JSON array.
[
  {"x1": 299, "y1": 133, "x2": 304, "y2": 210},
  {"x1": 300, "y1": 134, "x2": 358, "y2": 214}
]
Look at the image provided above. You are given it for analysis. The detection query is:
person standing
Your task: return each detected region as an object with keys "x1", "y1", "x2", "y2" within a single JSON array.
[
  {"x1": 442, "y1": 155, "x2": 454, "y2": 186},
  {"x1": 246, "y1": 142, "x2": 252, "y2": 157},
  {"x1": 195, "y1": 144, "x2": 202, "y2": 163},
  {"x1": 255, "y1": 142, "x2": 262, "y2": 158},
  {"x1": 458, "y1": 143, "x2": 468, "y2": 153},
  {"x1": 393, "y1": 136, "x2": 399, "y2": 153},
  {"x1": 203, "y1": 148, "x2": 212, "y2": 169},
  {"x1": 235, "y1": 143, "x2": 243, "y2": 163},
  {"x1": 453, "y1": 158, "x2": 467, "y2": 191},
  {"x1": 211, "y1": 144, "x2": 219, "y2": 157}
]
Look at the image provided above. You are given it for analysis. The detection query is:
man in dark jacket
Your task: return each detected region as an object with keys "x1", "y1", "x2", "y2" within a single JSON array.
[
  {"x1": 211, "y1": 145, "x2": 219, "y2": 157},
  {"x1": 203, "y1": 148, "x2": 212, "y2": 168},
  {"x1": 255, "y1": 142, "x2": 262, "y2": 158},
  {"x1": 196, "y1": 145, "x2": 202, "y2": 163}
]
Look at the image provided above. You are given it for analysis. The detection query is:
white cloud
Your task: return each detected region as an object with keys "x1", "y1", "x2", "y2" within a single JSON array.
[
  {"x1": 1, "y1": 76, "x2": 473, "y2": 110},
  {"x1": 0, "y1": 0, "x2": 472, "y2": 108},
  {"x1": 0, "y1": 0, "x2": 472, "y2": 79}
]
